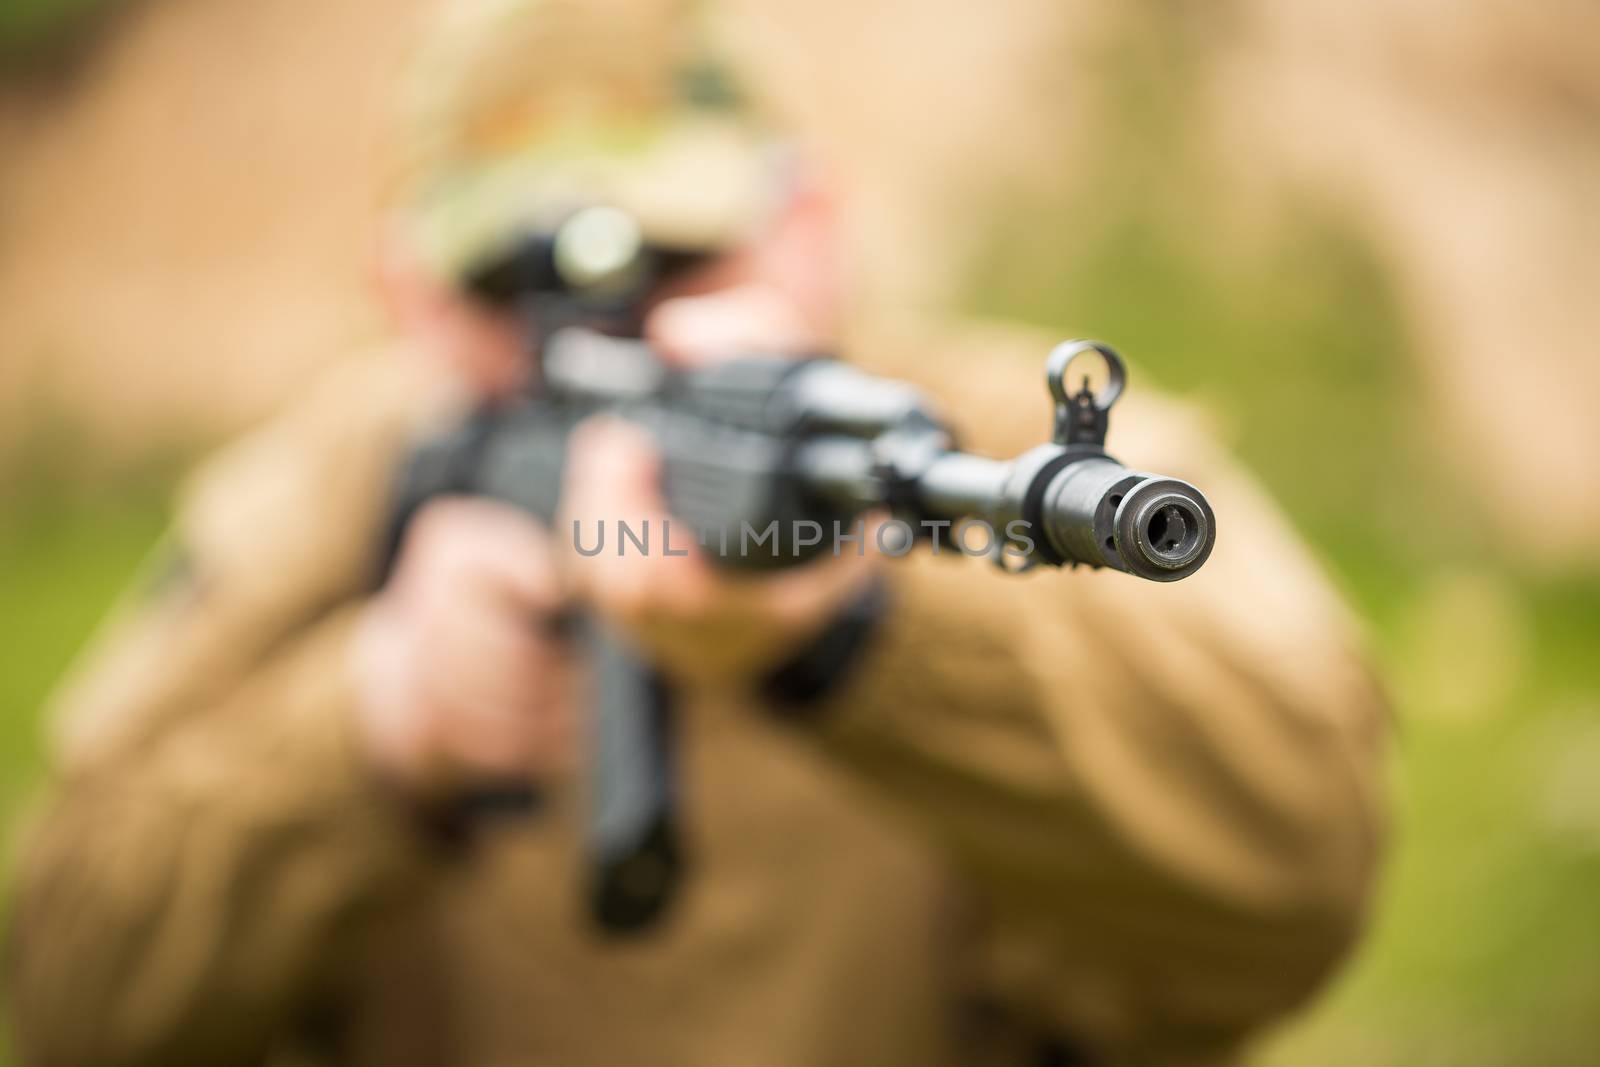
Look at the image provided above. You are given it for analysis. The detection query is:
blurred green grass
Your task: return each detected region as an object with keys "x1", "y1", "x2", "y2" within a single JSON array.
[
  {"x1": 0, "y1": 453, "x2": 170, "y2": 1062},
  {"x1": 0, "y1": 474, "x2": 168, "y2": 854},
  {"x1": 0, "y1": 481, "x2": 166, "y2": 816},
  {"x1": 0, "y1": 0, "x2": 119, "y2": 58}
]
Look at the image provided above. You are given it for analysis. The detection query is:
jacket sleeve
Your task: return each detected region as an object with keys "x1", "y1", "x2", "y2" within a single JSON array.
[
  {"x1": 815, "y1": 324, "x2": 1388, "y2": 1060},
  {"x1": 4, "y1": 355, "x2": 448, "y2": 1067},
  {"x1": 5, "y1": 605, "x2": 437, "y2": 1067}
]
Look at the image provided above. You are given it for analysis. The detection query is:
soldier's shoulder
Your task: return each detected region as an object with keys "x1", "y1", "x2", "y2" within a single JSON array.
[
  {"x1": 44, "y1": 346, "x2": 454, "y2": 770},
  {"x1": 176, "y1": 344, "x2": 460, "y2": 607}
]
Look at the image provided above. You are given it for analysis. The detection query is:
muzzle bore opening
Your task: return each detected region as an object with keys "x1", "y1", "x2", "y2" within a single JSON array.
[
  {"x1": 1146, "y1": 502, "x2": 1201, "y2": 564},
  {"x1": 1125, "y1": 489, "x2": 1210, "y2": 574}
]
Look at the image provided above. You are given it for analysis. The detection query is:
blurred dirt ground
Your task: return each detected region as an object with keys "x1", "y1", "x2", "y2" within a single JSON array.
[
  {"x1": 0, "y1": 0, "x2": 425, "y2": 456},
  {"x1": 2, "y1": 2, "x2": 1598, "y2": 1065}
]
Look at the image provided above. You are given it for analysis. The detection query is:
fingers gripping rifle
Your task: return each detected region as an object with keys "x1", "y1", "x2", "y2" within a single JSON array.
[{"x1": 383, "y1": 217, "x2": 1216, "y2": 936}]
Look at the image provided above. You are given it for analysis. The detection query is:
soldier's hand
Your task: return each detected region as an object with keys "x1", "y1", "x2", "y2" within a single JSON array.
[
  {"x1": 645, "y1": 281, "x2": 818, "y2": 365},
  {"x1": 351, "y1": 497, "x2": 579, "y2": 796},
  {"x1": 559, "y1": 417, "x2": 875, "y2": 686},
  {"x1": 555, "y1": 280, "x2": 874, "y2": 684}
]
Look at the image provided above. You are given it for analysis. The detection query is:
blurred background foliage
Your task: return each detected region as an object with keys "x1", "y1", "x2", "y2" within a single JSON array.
[
  {"x1": 2, "y1": 1, "x2": 1597, "y2": 1065},
  {"x1": 0, "y1": 0, "x2": 117, "y2": 58},
  {"x1": 966, "y1": 9, "x2": 1600, "y2": 1064}
]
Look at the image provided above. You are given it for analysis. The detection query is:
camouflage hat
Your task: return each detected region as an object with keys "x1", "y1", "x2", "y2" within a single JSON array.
[{"x1": 394, "y1": 0, "x2": 778, "y2": 281}]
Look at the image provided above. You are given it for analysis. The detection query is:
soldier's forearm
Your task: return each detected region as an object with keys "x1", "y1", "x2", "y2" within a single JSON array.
[{"x1": 808, "y1": 548, "x2": 1385, "y2": 1052}]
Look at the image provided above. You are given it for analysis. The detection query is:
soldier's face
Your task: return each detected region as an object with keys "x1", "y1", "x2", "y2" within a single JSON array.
[
  {"x1": 380, "y1": 178, "x2": 843, "y2": 400},
  {"x1": 652, "y1": 174, "x2": 845, "y2": 346}
]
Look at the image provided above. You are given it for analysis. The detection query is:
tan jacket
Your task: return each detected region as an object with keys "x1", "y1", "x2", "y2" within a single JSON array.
[{"x1": 4, "y1": 318, "x2": 1386, "y2": 1067}]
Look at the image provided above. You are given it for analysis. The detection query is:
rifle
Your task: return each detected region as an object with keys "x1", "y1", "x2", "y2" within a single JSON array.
[{"x1": 384, "y1": 208, "x2": 1216, "y2": 935}]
